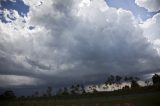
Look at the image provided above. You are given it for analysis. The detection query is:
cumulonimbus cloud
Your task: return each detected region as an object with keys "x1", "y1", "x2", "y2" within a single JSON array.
[{"x1": 0, "y1": 0, "x2": 160, "y2": 88}]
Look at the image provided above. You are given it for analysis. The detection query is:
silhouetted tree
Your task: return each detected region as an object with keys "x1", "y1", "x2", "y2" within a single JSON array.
[
  {"x1": 152, "y1": 74, "x2": 160, "y2": 85},
  {"x1": 57, "y1": 88, "x2": 63, "y2": 95},
  {"x1": 75, "y1": 84, "x2": 81, "y2": 93},
  {"x1": 145, "y1": 80, "x2": 150, "y2": 86},
  {"x1": 70, "y1": 84, "x2": 85, "y2": 94},
  {"x1": 105, "y1": 75, "x2": 116, "y2": 91},
  {"x1": 131, "y1": 80, "x2": 140, "y2": 88},
  {"x1": 103, "y1": 84, "x2": 109, "y2": 90},
  {"x1": 122, "y1": 85, "x2": 130, "y2": 90},
  {"x1": 107, "y1": 75, "x2": 115, "y2": 85},
  {"x1": 81, "y1": 84, "x2": 86, "y2": 94},
  {"x1": 128, "y1": 77, "x2": 134, "y2": 82},
  {"x1": 124, "y1": 76, "x2": 130, "y2": 82},
  {"x1": 47, "y1": 86, "x2": 52, "y2": 97},
  {"x1": 69, "y1": 84, "x2": 86, "y2": 95},
  {"x1": 115, "y1": 75, "x2": 122, "y2": 89},
  {"x1": 93, "y1": 88, "x2": 98, "y2": 93},
  {"x1": 62, "y1": 87, "x2": 69, "y2": 95},
  {"x1": 115, "y1": 75, "x2": 122, "y2": 83},
  {"x1": 124, "y1": 76, "x2": 137, "y2": 82},
  {"x1": 1, "y1": 90, "x2": 16, "y2": 99},
  {"x1": 70, "y1": 85, "x2": 76, "y2": 95},
  {"x1": 91, "y1": 85, "x2": 98, "y2": 93}
]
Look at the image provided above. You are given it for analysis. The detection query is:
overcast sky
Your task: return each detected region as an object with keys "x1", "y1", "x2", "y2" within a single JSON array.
[{"x1": 0, "y1": 0, "x2": 160, "y2": 95}]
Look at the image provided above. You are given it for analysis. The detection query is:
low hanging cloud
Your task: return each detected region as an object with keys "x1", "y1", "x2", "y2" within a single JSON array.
[
  {"x1": 135, "y1": 0, "x2": 160, "y2": 12},
  {"x1": 0, "y1": 75, "x2": 43, "y2": 87},
  {"x1": 0, "y1": 0, "x2": 160, "y2": 88}
]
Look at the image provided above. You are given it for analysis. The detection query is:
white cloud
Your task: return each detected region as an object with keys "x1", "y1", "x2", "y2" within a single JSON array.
[
  {"x1": 23, "y1": 0, "x2": 43, "y2": 7},
  {"x1": 135, "y1": 0, "x2": 160, "y2": 12},
  {"x1": 9, "y1": 0, "x2": 16, "y2": 2},
  {"x1": 140, "y1": 13, "x2": 160, "y2": 56}
]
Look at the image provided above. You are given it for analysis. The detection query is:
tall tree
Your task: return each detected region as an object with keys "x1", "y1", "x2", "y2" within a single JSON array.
[
  {"x1": 145, "y1": 80, "x2": 150, "y2": 86},
  {"x1": 70, "y1": 85, "x2": 76, "y2": 95},
  {"x1": 106, "y1": 75, "x2": 115, "y2": 85},
  {"x1": 47, "y1": 86, "x2": 52, "y2": 97},
  {"x1": 106, "y1": 75, "x2": 115, "y2": 91},
  {"x1": 115, "y1": 75, "x2": 122, "y2": 89},
  {"x1": 81, "y1": 84, "x2": 86, "y2": 94},
  {"x1": 152, "y1": 74, "x2": 160, "y2": 85},
  {"x1": 131, "y1": 80, "x2": 140, "y2": 88}
]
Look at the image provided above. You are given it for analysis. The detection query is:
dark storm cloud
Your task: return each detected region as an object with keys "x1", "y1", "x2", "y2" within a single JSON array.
[
  {"x1": 25, "y1": 57, "x2": 51, "y2": 70},
  {"x1": 0, "y1": 55, "x2": 30, "y2": 76},
  {"x1": 0, "y1": 0, "x2": 160, "y2": 89}
]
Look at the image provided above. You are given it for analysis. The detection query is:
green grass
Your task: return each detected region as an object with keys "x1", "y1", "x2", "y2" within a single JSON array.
[
  {"x1": 54, "y1": 92, "x2": 160, "y2": 106},
  {"x1": 0, "y1": 92, "x2": 160, "y2": 106}
]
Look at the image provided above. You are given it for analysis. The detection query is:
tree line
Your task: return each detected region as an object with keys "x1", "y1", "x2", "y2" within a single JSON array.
[{"x1": 0, "y1": 73, "x2": 160, "y2": 100}]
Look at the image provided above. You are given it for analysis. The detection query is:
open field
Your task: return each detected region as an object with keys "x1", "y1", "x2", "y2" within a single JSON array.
[{"x1": 0, "y1": 91, "x2": 160, "y2": 106}]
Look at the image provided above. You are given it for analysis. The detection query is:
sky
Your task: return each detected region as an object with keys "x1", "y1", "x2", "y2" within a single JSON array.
[{"x1": 0, "y1": 0, "x2": 160, "y2": 96}]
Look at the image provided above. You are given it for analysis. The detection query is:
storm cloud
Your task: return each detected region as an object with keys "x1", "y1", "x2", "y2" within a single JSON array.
[{"x1": 0, "y1": 0, "x2": 160, "y2": 89}]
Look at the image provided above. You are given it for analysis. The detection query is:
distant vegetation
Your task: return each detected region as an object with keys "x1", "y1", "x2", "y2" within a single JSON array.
[
  {"x1": 0, "y1": 73, "x2": 160, "y2": 99},
  {"x1": 0, "y1": 74, "x2": 160, "y2": 106}
]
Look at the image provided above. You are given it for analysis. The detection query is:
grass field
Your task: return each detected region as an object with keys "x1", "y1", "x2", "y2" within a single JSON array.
[{"x1": 0, "y1": 92, "x2": 160, "y2": 106}]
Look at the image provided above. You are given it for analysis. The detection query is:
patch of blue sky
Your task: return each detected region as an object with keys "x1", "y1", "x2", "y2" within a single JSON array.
[
  {"x1": 0, "y1": 0, "x2": 29, "y2": 23},
  {"x1": 106, "y1": 0, "x2": 159, "y2": 20}
]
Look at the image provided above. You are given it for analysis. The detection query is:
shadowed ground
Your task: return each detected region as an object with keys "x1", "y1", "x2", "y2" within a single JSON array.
[{"x1": 0, "y1": 91, "x2": 160, "y2": 106}]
